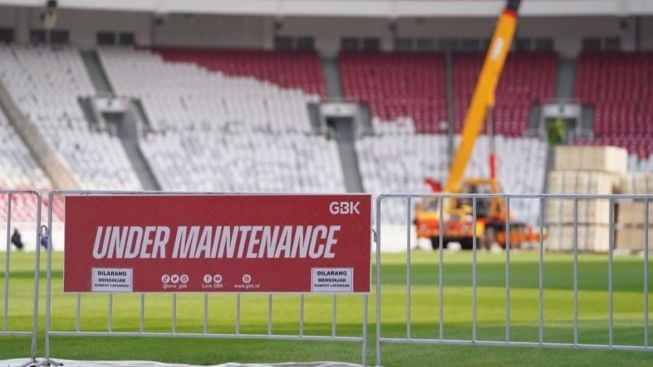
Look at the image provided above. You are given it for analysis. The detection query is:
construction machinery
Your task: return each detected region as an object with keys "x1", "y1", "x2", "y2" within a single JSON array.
[{"x1": 414, "y1": 0, "x2": 541, "y2": 250}]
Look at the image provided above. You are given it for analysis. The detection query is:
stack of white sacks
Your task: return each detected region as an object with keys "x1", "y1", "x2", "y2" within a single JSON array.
[
  {"x1": 99, "y1": 48, "x2": 344, "y2": 193},
  {"x1": 0, "y1": 45, "x2": 141, "y2": 189},
  {"x1": 545, "y1": 145, "x2": 627, "y2": 252},
  {"x1": 356, "y1": 130, "x2": 547, "y2": 224},
  {"x1": 619, "y1": 159, "x2": 653, "y2": 253}
]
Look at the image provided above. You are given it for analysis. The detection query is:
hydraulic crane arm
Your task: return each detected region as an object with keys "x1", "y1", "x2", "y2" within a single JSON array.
[{"x1": 444, "y1": 0, "x2": 521, "y2": 193}]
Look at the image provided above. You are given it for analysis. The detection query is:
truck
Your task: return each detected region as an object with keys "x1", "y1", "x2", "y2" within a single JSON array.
[{"x1": 414, "y1": 0, "x2": 542, "y2": 250}]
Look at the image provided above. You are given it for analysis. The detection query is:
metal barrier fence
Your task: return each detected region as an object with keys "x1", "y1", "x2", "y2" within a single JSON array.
[
  {"x1": 43, "y1": 191, "x2": 369, "y2": 366},
  {"x1": 0, "y1": 189, "x2": 42, "y2": 364},
  {"x1": 2, "y1": 190, "x2": 647, "y2": 365},
  {"x1": 375, "y1": 193, "x2": 652, "y2": 366}
]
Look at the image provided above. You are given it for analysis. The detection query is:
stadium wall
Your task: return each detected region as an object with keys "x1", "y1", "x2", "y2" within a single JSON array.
[
  {"x1": 151, "y1": 14, "x2": 270, "y2": 49},
  {"x1": 0, "y1": 7, "x2": 152, "y2": 46},
  {"x1": 1, "y1": 7, "x2": 651, "y2": 57},
  {"x1": 3, "y1": 0, "x2": 653, "y2": 17},
  {"x1": 643, "y1": 16, "x2": 653, "y2": 50},
  {"x1": 278, "y1": 17, "x2": 393, "y2": 54}
]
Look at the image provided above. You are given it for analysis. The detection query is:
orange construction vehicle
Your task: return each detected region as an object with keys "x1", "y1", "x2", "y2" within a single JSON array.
[{"x1": 414, "y1": 0, "x2": 541, "y2": 250}]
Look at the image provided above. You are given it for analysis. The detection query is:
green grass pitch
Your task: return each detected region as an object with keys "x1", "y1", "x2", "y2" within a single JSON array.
[{"x1": 1, "y1": 251, "x2": 652, "y2": 366}]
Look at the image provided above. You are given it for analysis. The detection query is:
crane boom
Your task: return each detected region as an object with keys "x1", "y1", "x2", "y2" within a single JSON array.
[{"x1": 444, "y1": 0, "x2": 521, "y2": 193}]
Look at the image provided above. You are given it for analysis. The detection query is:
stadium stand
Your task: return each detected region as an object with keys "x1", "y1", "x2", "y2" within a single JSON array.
[
  {"x1": 0, "y1": 45, "x2": 141, "y2": 190},
  {"x1": 0, "y1": 107, "x2": 51, "y2": 191},
  {"x1": 342, "y1": 51, "x2": 551, "y2": 223},
  {"x1": 453, "y1": 51, "x2": 558, "y2": 135},
  {"x1": 356, "y1": 134, "x2": 547, "y2": 224},
  {"x1": 0, "y1": 106, "x2": 52, "y2": 221},
  {"x1": 156, "y1": 48, "x2": 326, "y2": 98},
  {"x1": 99, "y1": 47, "x2": 344, "y2": 192},
  {"x1": 574, "y1": 52, "x2": 653, "y2": 168},
  {"x1": 338, "y1": 51, "x2": 447, "y2": 134},
  {"x1": 338, "y1": 51, "x2": 556, "y2": 136}
]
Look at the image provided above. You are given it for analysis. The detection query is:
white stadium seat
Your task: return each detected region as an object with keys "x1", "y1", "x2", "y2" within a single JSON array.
[
  {"x1": 0, "y1": 45, "x2": 141, "y2": 190},
  {"x1": 99, "y1": 48, "x2": 345, "y2": 193}
]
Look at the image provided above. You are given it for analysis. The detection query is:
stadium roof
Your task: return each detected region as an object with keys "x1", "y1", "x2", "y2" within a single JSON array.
[{"x1": 1, "y1": 0, "x2": 653, "y2": 17}]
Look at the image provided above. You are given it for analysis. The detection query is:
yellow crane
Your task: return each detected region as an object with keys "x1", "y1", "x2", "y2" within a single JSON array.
[{"x1": 415, "y1": 0, "x2": 540, "y2": 249}]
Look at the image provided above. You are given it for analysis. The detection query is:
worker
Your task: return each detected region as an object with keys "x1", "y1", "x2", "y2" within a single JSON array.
[{"x1": 10, "y1": 229, "x2": 24, "y2": 250}]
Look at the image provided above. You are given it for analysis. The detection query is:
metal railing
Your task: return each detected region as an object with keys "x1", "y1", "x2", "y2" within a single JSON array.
[
  {"x1": 4, "y1": 190, "x2": 652, "y2": 366},
  {"x1": 374, "y1": 193, "x2": 652, "y2": 366},
  {"x1": 1, "y1": 189, "x2": 42, "y2": 365},
  {"x1": 43, "y1": 190, "x2": 369, "y2": 366}
]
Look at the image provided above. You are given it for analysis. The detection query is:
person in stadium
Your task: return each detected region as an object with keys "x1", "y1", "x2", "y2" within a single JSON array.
[
  {"x1": 10, "y1": 228, "x2": 24, "y2": 250},
  {"x1": 40, "y1": 232, "x2": 49, "y2": 249}
]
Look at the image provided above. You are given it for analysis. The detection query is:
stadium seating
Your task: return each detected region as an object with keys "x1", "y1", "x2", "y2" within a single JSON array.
[
  {"x1": 339, "y1": 51, "x2": 556, "y2": 136},
  {"x1": 99, "y1": 48, "x2": 344, "y2": 192},
  {"x1": 453, "y1": 52, "x2": 558, "y2": 135},
  {"x1": 338, "y1": 52, "x2": 447, "y2": 134},
  {"x1": 0, "y1": 45, "x2": 141, "y2": 190},
  {"x1": 356, "y1": 134, "x2": 547, "y2": 224},
  {"x1": 155, "y1": 48, "x2": 326, "y2": 97},
  {"x1": 0, "y1": 108, "x2": 51, "y2": 191},
  {"x1": 574, "y1": 52, "x2": 653, "y2": 166},
  {"x1": 0, "y1": 106, "x2": 52, "y2": 221},
  {"x1": 340, "y1": 51, "x2": 552, "y2": 223}
]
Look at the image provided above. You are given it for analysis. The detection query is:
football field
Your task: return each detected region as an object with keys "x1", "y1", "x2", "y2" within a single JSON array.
[{"x1": 1, "y1": 251, "x2": 652, "y2": 366}]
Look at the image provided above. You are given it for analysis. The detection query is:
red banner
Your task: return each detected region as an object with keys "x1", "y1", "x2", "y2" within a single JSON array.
[{"x1": 64, "y1": 195, "x2": 371, "y2": 293}]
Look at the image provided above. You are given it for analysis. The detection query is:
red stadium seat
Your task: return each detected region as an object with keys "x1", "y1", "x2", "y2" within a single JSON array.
[
  {"x1": 453, "y1": 52, "x2": 558, "y2": 135},
  {"x1": 154, "y1": 48, "x2": 326, "y2": 98},
  {"x1": 338, "y1": 52, "x2": 447, "y2": 133},
  {"x1": 575, "y1": 52, "x2": 653, "y2": 156}
]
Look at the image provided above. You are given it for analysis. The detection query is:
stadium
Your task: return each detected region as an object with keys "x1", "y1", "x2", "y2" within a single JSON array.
[{"x1": 0, "y1": 0, "x2": 652, "y2": 366}]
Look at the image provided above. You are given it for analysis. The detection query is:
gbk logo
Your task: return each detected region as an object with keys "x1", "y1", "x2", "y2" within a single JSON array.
[{"x1": 329, "y1": 201, "x2": 360, "y2": 215}]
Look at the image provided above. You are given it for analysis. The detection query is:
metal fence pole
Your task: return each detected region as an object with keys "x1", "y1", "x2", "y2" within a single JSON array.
[
  {"x1": 406, "y1": 197, "x2": 412, "y2": 339},
  {"x1": 573, "y1": 198, "x2": 579, "y2": 346},
  {"x1": 3, "y1": 193, "x2": 12, "y2": 332},
  {"x1": 375, "y1": 196, "x2": 383, "y2": 367},
  {"x1": 539, "y1": 197, "x2": 545, "y2": 345},
  {"x1": 608, "y1": 199, "x2": 614, "y2": 347},
  {"x1": 331, "y1": 295, "x2": 337, "y2": 337},
  {"x1": 204, "y1": 294, "x2": 209, "y2": 335},
  {"x1": 362, "y1": 293, "x2": 369, "y2": 367},
  {"x1": 172, "y1": 294, "x2": 177, "y2": 334},
  {"x1": 300, "y1": 294, "x2": 305, "y2": 337},
  {"x1": 141, "y1": 294, "x2": 145, "y2": 333},
  {"x1": 644, "y1": 198, "x2": 650, "y2": 348},
  {"x1": 438, "y1": 197, "x2": 444, "y2": 340},
  {"x1": 472, "y1": 196, "x2": 477, "y2": 343},
  {"x1": 108, "y1": 294, "x2": 113, "y2": 333},
  {"x1": 236, "y1": 294, "x2": 241, "y2": 335},
  {"x1": 505, "y1": 197, "x2": 511, "y2": 343},
  {"x1": 76, "y1": 294, "x2": 81, "y2": 332},
  {"x1": 31, "y1": 193, "x2": 42, "y2": 360},
  {"x1": 44, "y1": 192, "x2": 55, "y2": 359},
  {"x1": 268, "y1": 294, "x2": 273, "y2": 336}
]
